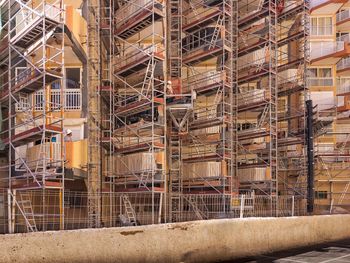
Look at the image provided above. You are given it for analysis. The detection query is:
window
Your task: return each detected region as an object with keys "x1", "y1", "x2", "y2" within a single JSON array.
[
  {"x1": 315, "y1": 191, "x2": 328, "y2": 199},
  {"x1": 309, "y1": 68, "x2": 333, "y2": 86},
  {"x1": 311, "y1": 17, "x2": 333, "y2": 36},
  {"x1": 66, "y1": 68, "x2": 82, "y2": 89}
]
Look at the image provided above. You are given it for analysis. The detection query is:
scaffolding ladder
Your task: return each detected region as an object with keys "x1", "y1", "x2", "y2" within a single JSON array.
[
  {"x1": 121, "y1": 194, "x2": 137, "y2": 226},
  {"x1": 16, "y1": 192, "x2": 38, "y2": 232},
  {"x1": 168, "y1": 0, "x2": 182, "y2": 79},
  {"x1": 338, "y1": 182, "x2": 350, "y2": 205},
  {"x1": 169, "y1": 130, "x2": 182, "y2": 222}
]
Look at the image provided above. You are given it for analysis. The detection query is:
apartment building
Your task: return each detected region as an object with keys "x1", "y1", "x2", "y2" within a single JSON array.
[
  {"x1": 310, "y1": 0, "x2": 350, "y2": 212},
  {"x1": 2, "y1": 0, "x2": 348, "y2": 234}
]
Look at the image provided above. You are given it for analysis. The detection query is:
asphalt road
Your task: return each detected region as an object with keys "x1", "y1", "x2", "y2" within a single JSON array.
[{"x1": 221, "y1": 239, "x2": 350, "y2": 263}]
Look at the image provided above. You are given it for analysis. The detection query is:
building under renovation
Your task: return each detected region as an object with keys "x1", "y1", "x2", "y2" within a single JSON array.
[{"x1": 0, "y1": 0, "x2": 348, "y2": 234}]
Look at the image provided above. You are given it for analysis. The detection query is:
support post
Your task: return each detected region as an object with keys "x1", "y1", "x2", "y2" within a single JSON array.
[
  {"x1": 7, "y1": 189, "x2": 12, "y2": 234},
  {"x1": 306, "y1": 100, "x2": 314, "y2": 213}
]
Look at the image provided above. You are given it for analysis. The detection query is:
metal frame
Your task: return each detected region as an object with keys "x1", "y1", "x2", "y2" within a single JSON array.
[{"x1": 0, "y1": 0, "x2": 65, "y2": 232}]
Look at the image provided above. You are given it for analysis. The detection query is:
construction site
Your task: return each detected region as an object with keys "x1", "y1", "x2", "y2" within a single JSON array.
[{"x1": 0, "y1": 0, "x2": 348, "y2": 236}]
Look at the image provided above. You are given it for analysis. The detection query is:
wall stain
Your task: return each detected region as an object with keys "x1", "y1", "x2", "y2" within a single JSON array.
[{"x1": 120, "y1": 230, "x2": 144, "y2": 236}]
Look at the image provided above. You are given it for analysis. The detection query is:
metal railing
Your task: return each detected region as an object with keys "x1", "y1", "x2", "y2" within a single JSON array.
[
  {"x1": 337, "y1": 57, "x2": 350, "y2": 71},
  {"x1": 337, "y1": 77, "x2": 350, "y2": 95},
  {"x1": 309, "y1": 77, "x2": 333, "y2": 87},
  {"x1": 311, "y1": 41, "x2": 344, "y2": 60},
  {"x1": 32, "y1": 89, "x2": 81, "y2": 111},
  {"x1": 337, "y1": 9, "x2": 350, "y2": 23},
  {"x1": 337, "y1": 35, "x2": 350, "y2": 43}
]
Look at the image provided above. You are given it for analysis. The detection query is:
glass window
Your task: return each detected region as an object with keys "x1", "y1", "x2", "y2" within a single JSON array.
[
  {"x1": 311, "y1": 17, "x2": 333, "y2": 36},
  {"x1": 315, "y1": 191, "x2": 328, "y2": 199},
  {"x1": 66, "y1": 68, "x2": 81, "y2": 89}
]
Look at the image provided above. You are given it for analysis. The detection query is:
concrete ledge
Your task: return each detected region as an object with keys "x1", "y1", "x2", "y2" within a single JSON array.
[{"x1": 1, "y1": 215, "x2": 350, "y2": 263}]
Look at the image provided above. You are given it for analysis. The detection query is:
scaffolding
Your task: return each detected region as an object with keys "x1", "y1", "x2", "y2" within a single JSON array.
[
  {"x1": 0, "y1": 0, "x2": 313, "y2": 233},
  {"x1": 109, "y1": 0, "x2": 167, "y2": 224},
  {"x1": 237, "y1": 0, "x2": 309, "y2": 213},
  {"x1": 0, "y1": 0, "x2": 65, "y2": 232}
]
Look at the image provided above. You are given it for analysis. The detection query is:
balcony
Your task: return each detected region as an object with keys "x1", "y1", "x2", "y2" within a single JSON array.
[
  {"x1": 338, "y1": 96, "x2": 350, "y2": 112},
  {"x1": 310, "y1": 0, "x2": 346, "y2": 15},
  {"x1": 309, "y1": 77, "x2": 334, "y2": 87},
  {"x1": 26, "y1": 140, "x2": 88, "y2": 174},
  {"x1": 310, "y1": 41, "x2": 350, "y2": 65},
  {"x1": 337, "y1": 9, "x2": 350, "y2": 31},
  {"x1": 337, "y1": 77, "x2": 350, "y2": 96},
  {"x1": 26, "y1": 142, "x2": 62, "y2": 169},
  {"x1": 15, "y1": 89, "x2": 82, "y2": 112},
  {"x1": 337, "y1": 57, "x2": 350, "y2": 76}
]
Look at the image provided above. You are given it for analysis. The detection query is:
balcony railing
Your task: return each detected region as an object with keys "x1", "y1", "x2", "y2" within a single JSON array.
[
  {"x1": 309, "y1": 77, "x2": 333, "y2": 87},
  {"x1": 16, "y1": 89, "x2": 81, "y2": 112},
  {"x1": 337, "y1": 57, "x2": 350, "y2": 71},
  {"x1": 310, "y1": 41, "x2": 344, "y2": 60},
  {"x1": 337, "y1": 9, "x2": 350, "y2": 23},
  {"x1": 337, "y1": 35, "x2": 350, "y2": 43},
  {"x1": 337, "y1": 77, "x2": 350, "y2": 95}
]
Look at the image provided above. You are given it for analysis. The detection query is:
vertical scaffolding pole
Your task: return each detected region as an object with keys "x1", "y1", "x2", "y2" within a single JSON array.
[
  {"x1": 268, "y1": 0, "x2": 278, "y2": 215},
  {"x1": 306, "y1": 99, "x2": 314, "y2": 213},
  {"x1": 167, "y1": 0, "x2": 183, "y2": 222}
]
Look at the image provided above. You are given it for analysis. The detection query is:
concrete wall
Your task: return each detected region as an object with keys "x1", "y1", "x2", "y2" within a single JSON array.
[{"x1": 0, "y1": 215, "x2": 350, "y2": 263}]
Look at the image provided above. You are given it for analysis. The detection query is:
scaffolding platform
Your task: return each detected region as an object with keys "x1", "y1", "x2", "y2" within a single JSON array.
[
  {"x1": 10, "y1": 16, "x2": 59, "y2": 49},
  {"x1": 189, "y1": 116, "x2": 226, "y2": 131},
  {"x1": 182, "y1": 177, "x2": 229, "y2": 188},
  {"x1": 183, "y1": 8, "x2": 223, "y2": 33},
  {"x1": 183, "y1": 46, "x2": 230, "y2": 65},
  {"x1": 114, "y1": 48, "x2": 164, "y2": 77},
  {"x1": 0, "y1": 70, "x2": 62, "y2": 104},
  {"x1": 115, "y1": 0, "x2": 164, "y2": 39},
  {"x1": 11, "y1": 181, "x2": 62, "y2": 190},
  {"x1": 3, "y1": 125, "x2": 62, "y2": 148},
  {"x1": 238, "y1": 128, "x2": 269, "y2": 140},
  {"x1": 114, "y1": 121, "x2": 164, "y2": 137},
  {"x1": 116, "y1": 142, "x2": 164, "y2": 154},
  {"x1": 115, "y1": 98, "x2": 164, "y2": 117}
]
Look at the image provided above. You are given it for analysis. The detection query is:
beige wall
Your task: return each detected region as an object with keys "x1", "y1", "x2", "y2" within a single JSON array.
[{"x1": 1, "y1": 215, "x2": 350, "y2": 262}]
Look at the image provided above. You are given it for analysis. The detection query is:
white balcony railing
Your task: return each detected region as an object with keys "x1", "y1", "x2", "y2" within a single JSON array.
[
  {"x1": 309, "y1": 77, "x2": 333, "y2": 87},
  {"x1": 337, "y1": 9, "x2": 350, "y2": 23},
  {"x1": 16, "y1": 89, "x2": 81, "y2": 112},
  {"x1": 337, "y1": 57, "x2": 350, "y2": 71},
  {"x1": 310, "y1": 41, "x2": 344, "y2": 60},
  {"x1": 337, "y1": 77, "x2": 350, "y2": 95},
  {"x1": 337, "y1": 34, "x2": 350, "y2": 43}
]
